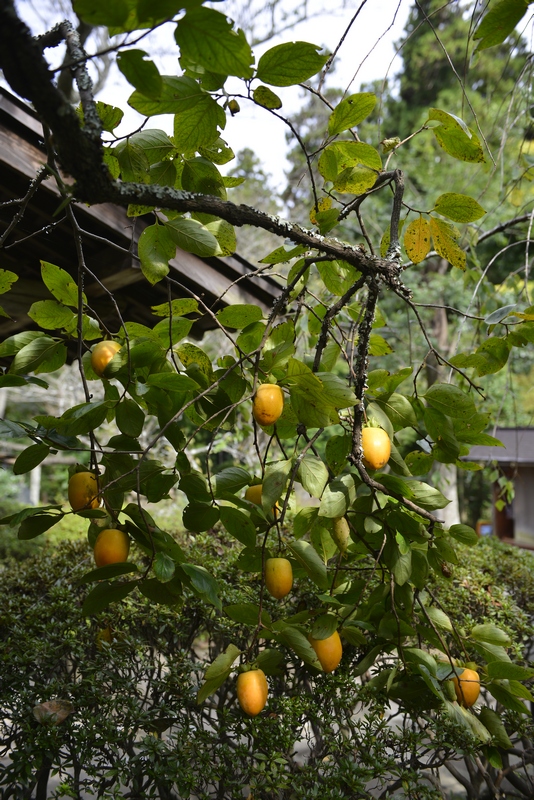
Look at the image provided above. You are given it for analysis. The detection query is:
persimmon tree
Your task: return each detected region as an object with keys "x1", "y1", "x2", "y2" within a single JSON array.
[{"x1": 1, "y1": 0, "x2": 534, "y2": 785}]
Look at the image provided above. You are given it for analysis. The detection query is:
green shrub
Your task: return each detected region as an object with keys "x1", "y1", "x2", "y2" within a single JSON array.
[{"x1": 0, "y1": 535, "x2": 533, "y2": 799}]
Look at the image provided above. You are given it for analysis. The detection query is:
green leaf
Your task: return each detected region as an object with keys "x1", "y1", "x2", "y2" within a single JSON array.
[
  {"x1": 114, "y1": 140, "x2": 150, "y2": 182},
  {"x1": 175, "y1": 343, "x2": 214, "y2": 379},
  {"x1": 0, "y1": 268, "x2": 18, "y2": 294},
  {"x1": 293, "y1": 507, "x2": 318, "y2": 540},
  {"x1": 319, "y1": 474, "x2": 358, "y2": 518},
  {"x1": 318, "y1": 141, "x2": 382, "y2": 181},
  {"x1": 328, "y1": 93, "x2": 376, "y2": 135},
  {"x1": 224, "y1": 603, "x2": 271, "y2": 627},
  {"x1": 219, "y1": 506, "x2": 256, "y2": 548},
  {"x1": 484, "y1": 304, "x2": 518, "y2": 325},
  {"x1": 138, "y1": 223, "x2": 176, "y2": 285},
  {"x1": 95, "y1": 101, "x2": 123, "y2": 132},
  {"x1": 425, "y1": 606, "x2": 453, "y2": 632},
  {"x1": 0, "y1": 331, "x2": 43, "y2": 358},
  {"x1": 317, "y1": 259, "x2": 361, "y2": 296},
  {"x1": 57, "y1": 401, "x2": 110, "y2": 436},
  {"x1": 353, "y1": 643, "x2": 384, "y2": 677},
  {"x1": 474, "y1": 0, "x2": 528, "y2": 50},
  {"x1": 175, "y1": 7, "x2": 253, "y2": 79},
  {"x1": 253, "y1": 85, "x2": 282, "y2": 109},
  {"x1": 375, "y1": 392, "x2": 418, "y2": 430},
  {"x1": 165, "y1": 218, "x2": 220, "y2": 258},
  {"x1": 408, "y1": 480, "x2": 450, "y2": 511},
  {"x1": 82, "y1": 580, "x2": 138, "y2": 615},
  {"x1": 216, "y1": 304, "x2": 263, "y2": 329},
  {"x1": 471, "y1": 623, "x2": 511, "y2": 646},
  {"x1": 275, "y1": 625, "x2": 322, "y2": 670},
  {"x1": 13, "y1": 443, "x2": 50, "y2": 475},
  {"x1": 212, "y1": 467, "x2": 251, "y2": 497},
  {"x1": 154, "y1": 551, "x2": 176, "y2": 583},
  {"x1": 9, "y1": 337, "x2": 67, "y2": 376},
  {"x1": 487, "y1": 662, "x2": 534, "y2": 681},
  {"x1": 146, "y1": 373, "x2": 199, "y2": 391},
  {"x1": 262, "y1": 459, "x2": 293, "y2": 513},
  {"x1": 173, "y1": 96, "x2": 225, "y2": 153},
  {"x1": 41, "y1": 261, "x2": 80, "y2": 307},
  {"x1": 18, "y1": 513, "x2": 63, "y2": 539},
  {"x1": 256, "y1": 41, "x2": 328, "y2": 87},
  {"x1": 129, "y1": 75, "x2": 202, "y2": 115},
  {"x1": 236, "y1": 322, "x2": 266, "y2": 353},
  {"x1": 298, "y1": 455, "x2": 329, "y2": 499},
  {"x1": 325, "y1": 434, "x2": 351, "y2": 476},
  {"x1": 255, "y1": 649, "x2": 284, "y2": 676},
  {"x1": 449, "y1": 338, "x2": 510, "y2": 377},
  {"x1": 151, "y1": 298, "x2": 199, "y2": 317},
  {"x1": 424, "y1": 407, "x2": 460, "y2": 464},
  {"x1": 404, "y1": 217, "x2": 431, "y2": 264},
  {"x1": 152, "y1": 317, "x2": 193, "y2": 348},
  {"x1": 478, "y1": 707, "x2": 513, "y2": 749},
  {"x1": 424, "y1": 383, "x2": 477, "y2": 419},
  {"x1": 288, "y1": 540, "x2": 329, "y2": 590},
  {"x1": 203, "y1": 219, "x2": 236, "y2": 256},
  {"x1": 487, "y1": 682, "x2": 529, "y2": 714},
  {"x1": 180, "y1": 563, "x2": 221, "y2": 610},
  {"x1": 182, "y1": 503, "x2": 220, "y2": 532},
  {"x1": 311, "y1": 614, "x2": 339, "y2": 640},
  {"x1": 434, "y1": 193, "x2": 486, "y2": 222},
  {"x1": 429, "y1": 108, "x2": 485, "y2": 164},
  {"x1": 73, "y1": 0, "x2": 129, "y2": 26},
  {"x1": 183, "y1": 158, "x2": 226, "y2": 199},
  {"x1": 117, "y1": 49, "x2": 162, "y2": 98},
  {"x1": 449, "y1": 524, "x2": 479, "y2": 545},
  {"x1": 27, "y1": 300, "x2": 73, "y2": 330},
  {"x1": 203, "y1": 643, "x2": 241, "y2": 682},
  {"x1": 116, "y1": 399, "x2": 145, "y2": 438},
  {"x1": 138, "y1": 578, "x2": 182, "y2": 606}
]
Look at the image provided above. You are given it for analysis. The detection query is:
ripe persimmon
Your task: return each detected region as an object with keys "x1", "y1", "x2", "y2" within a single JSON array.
[
  {"x1": 236, "y1": 669, "x2": 268, "y2": 716},
  {"x1": 309, "y1": 630, "x2": 343, "y2": 673},
  {"x1": 453, "y1": 668, "x2": 480, "y2": 707},
  {"x1": 244, "y1": 484, "x2": 263, "y2": 505},
  {"x1": 90, "y1": 340, "x2": 121, "y2": 378},
  {"x1": 252, "y1": 383, "x2": 284, "y2": 426},
  {"x1": 265, "y1": 557, "x2": 293, "y2": 599},
  {"x1": 68, "y1": 471, "x2": 100, "y2": 512},
  {"x1": 361, "y1": 426, "x2": 391, "y2": 470},
  {"x1": 93, "y1": 528, "x2": 130, "y2": 568}
]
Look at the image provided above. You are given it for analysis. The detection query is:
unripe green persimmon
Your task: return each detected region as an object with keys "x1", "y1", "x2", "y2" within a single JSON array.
[{"x1": 332, "y1": 516, "x2": 350, "y2": 553}]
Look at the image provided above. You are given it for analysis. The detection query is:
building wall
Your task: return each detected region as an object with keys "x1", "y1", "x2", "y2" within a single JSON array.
[{"x1": 511, "y1": 467, "x2": 534, "y2": 545}]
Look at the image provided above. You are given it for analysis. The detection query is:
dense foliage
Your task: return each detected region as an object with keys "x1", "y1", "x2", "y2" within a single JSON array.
[
  {"x1": 1, "y1": 0, "x2": 534, "y2": 797},
  {"x1": 1, "y1": 536, "x2": 534, "y2": 799}
]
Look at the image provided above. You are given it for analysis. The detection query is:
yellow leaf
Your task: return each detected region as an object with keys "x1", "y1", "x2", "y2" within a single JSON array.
[
  {"x1": 404, "y1": 217, "x2": 431, "y2": 264},
  {"x1": 430, "y1": 217, "x2": 466, "y2": 270}
]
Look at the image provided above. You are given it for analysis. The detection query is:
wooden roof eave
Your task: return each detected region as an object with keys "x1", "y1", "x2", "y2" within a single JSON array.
[{"x1": 0, "y1": 87, "x2": 281, "y2": 341}]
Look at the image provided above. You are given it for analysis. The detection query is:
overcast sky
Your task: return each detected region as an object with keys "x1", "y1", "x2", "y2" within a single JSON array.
[{"x1": 14, "y1": 0, "x2": 412, "y2": 187}]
